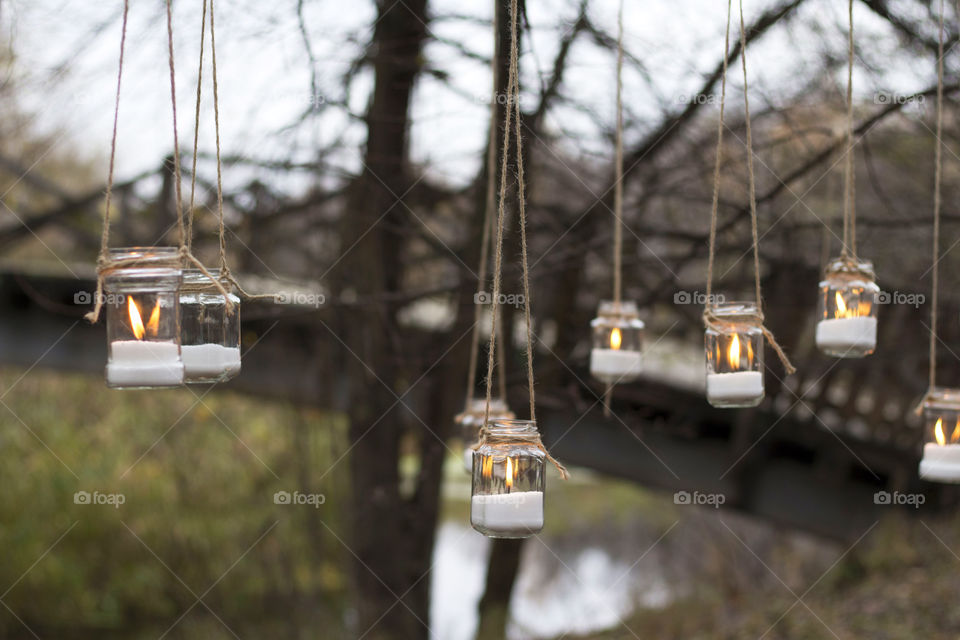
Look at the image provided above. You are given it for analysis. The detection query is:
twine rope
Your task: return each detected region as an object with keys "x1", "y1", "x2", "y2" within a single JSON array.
[
  {"x1": 842, "y1": 0, "x2": 857, "y2": 259},
  {"x1": 702, "y1": 0, "x2": 795, "y2": 375},
  {"x1": 603, "y1": 0, "x2": 626, "y2": 416},
  {"x1": 465, "y1": 17, "x2": 508, "y2": 409},
  {"x1": 473, "y1": 423, "x2": 569, "y2": 480},
  {"x1": 186, "y1": 0, "x2": 208, "y2": 252},
  {"x1": 482, "y1": 0, "x2": 565, "y2": 478},
  {"x1": 922, "y1": 0, "x2": 946, "y2": 410},
  {"x1": 83, "y1": 0, "x2": 129, "y2": 324}
]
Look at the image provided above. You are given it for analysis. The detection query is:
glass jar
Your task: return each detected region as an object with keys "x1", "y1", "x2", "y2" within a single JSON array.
[
  {"x1": 816, "y1": 257, "x2": 879, "y2": 358},
  {"x1": 180, "y1": 268, "x2": 242, "y2": 383},
  {"x1": 471, "y1": 420, "x2": 545, "y2": 538},
  {"x1": 103, "y1": 247, "x2": 184, "y2": 389},
  {"x1": 589, "y1": 300, "x2": 644, "y2": 384},
  {"x1": 919, "y1": 388, "x2": 960, "y2": 483},
  {"x1": 455, "y1": 398, "x2": 516, "y2": 473},
  {"x1": 705, "y1": 301, "x2": 764, "y2": 408}
]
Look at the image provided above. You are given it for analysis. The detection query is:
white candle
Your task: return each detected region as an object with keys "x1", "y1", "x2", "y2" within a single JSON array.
[
  {"x1": 471, "y1": 491, "x2": 544, "y2": 533},
  {"x1": 590, "y1": 348, "x2": 642, "y2": 383},
  {"x1": 920, "y1": 443, "x2": 960, "y2": 482},
  {"x1": 107, "y1": 340, "x2": 184, "y2": 387},
  {"x1": 815, "y1": 317, "x2": 877, "y2": 353},
  {"x1": 706, "y1": 371, "x2": 763, "y2": 404},
  {"x1": 181, "y1": 344, "x2": 242, "y2": 379}
]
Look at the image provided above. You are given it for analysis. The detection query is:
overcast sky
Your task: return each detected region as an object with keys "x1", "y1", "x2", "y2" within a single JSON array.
[{"x1": 1, "y1": 0, "x2": 940, "y2": 196}]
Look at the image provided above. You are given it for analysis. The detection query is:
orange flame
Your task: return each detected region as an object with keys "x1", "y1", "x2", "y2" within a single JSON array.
[
  {"x1": 935, "y1": 417, "x2": 946, "y2": 446},
  {"x1": 128, "y1": 297, "x2": 146, "y2": 340},
  {"x1": 727, "y1": 334, "x2": 740, "y2": 370},
  {"x1": 128, "y1": 298, "x2": 161, "y2": 340},
  {"x1": 610, "y1": 327, "x2": 622, "y2": 350},
  {"x1": 952, "y1": 418, "x2": 960, "y2": 444},
  {"x1": 505, "y1": 457, "x2": 514, "y2": 490}
]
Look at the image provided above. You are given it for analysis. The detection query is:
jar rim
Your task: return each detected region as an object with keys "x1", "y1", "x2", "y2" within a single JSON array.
[
  {"x1": 924, "y1": 387, "x2": 960, "y2": 408},
  {"x1": 823, "y1": 256, "x2": 875, "y2": 279},
  {"x1": 597, "y1": 300, "x2": 640, "y2": 318},
  {"x1": 486, "y1": 419, "x2": 538, "y2": 435},
  {"x1": 105, "y1": 246, "x2": 181, "y2": 271},
  {"x1": 708, "y1": 301, "x2": 759, "y2": 315}
]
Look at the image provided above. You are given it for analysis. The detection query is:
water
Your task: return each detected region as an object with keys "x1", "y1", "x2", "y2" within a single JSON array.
[{"x1": 430, "y1": 522, "x2": 673, "y2": 640}]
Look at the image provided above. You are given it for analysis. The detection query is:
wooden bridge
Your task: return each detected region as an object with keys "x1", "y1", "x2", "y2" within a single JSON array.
[{"x1": 1, "y1": 264, "x2": 956, "y2": 541}]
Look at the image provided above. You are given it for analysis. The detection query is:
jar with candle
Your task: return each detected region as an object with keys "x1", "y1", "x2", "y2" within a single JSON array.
[
  {"x1": 103, "y1": 247, "x2": 184, "y2": 389},
  {"x1": 471, "y1": 420, "x2": 545, "y2": 538},
  {"x1": 919, "y1": 388, "x2": 960, "y2": 483},
  {"x1": 815, "y1": 257, "x2": 879, "y2": 358},
  {"x1": 589, "y1": 300, "x2": 644, "y2": 384},
  {"x1": 455, "y1": 398, "x2": 516, "y2": 473},
  {"x1": 180, "y1": 268, "x2": 242, "y2": 383},
  {"x1": 705, "y1": 302, "x2": 764, "y2": 408}
]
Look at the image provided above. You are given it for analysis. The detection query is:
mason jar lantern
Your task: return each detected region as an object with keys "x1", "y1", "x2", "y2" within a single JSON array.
[
  {"x1": 589, "y1": 300, "x2": 644, "y2": 384},
  {"x1": 815, "y1": 257, "x2": 879, "y2": 358},
  {"x1": 103, "y1": 247, "x2": 184, "y2": 388},
  {"x1": 471, "y1": 420, "x2": 545, "y2": 538},
  {"x1": 705, "y1": 302, "x2": 764, "y2": 408},
  {"x1": 180, "y1": 268, "x2": 242, "y2": 383},
  {"x1": 919, "y1": 388, "x2": 960, "y2": 483},
  {"x1": 455, "y1": 398, "x2": 516, "y2": 473}
]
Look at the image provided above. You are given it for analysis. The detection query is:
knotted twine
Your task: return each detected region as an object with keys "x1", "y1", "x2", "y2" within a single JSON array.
[
  {"x1": 86, "y1": 0, "x2": 265, "y2": 325},
  {"x1": 702, "y1": 0, "x2": 796, "y2": 375},
  {"x1": 917, "y1": 0, "x2": 947, "y2": 413},
  {"x1": 477, "y1": 0, "x2": 568, "y2": 480}
]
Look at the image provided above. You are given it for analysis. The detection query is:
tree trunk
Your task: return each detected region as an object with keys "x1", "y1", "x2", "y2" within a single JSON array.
[{"x1": 333, "y1": 1, "x2": 431, "y2": 638}]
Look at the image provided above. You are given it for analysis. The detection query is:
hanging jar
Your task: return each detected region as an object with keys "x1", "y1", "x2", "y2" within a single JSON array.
[
  {"x1": 104, "y1": 247, "x2": 184, "y2": 388},
  {"x1": 815, "y1": 257, "x2": 879, "y2": 358},
  {"x1": 455, "y1": 398, "x2": 516, "y2": 473},
  {"x1": 179, "y1": 268, "x2": 242, "y2": 383},
  {"x1": 705, "y1": 301, "x2": 764, "y2": 408},
  {"x1": 919, "y1": 388, "x2": 960, "y2": 483},
  {"x1": 589, "y1": 300, "x2": 644, "y2": 384},
  {"x1": 471, "y1": 420, "x2": 545, "y2": 538}
]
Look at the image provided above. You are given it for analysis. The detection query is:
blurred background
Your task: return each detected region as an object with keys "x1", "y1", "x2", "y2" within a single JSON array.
[{"x1": 2, "y1": 0, "x2": 960, "y2": 638}]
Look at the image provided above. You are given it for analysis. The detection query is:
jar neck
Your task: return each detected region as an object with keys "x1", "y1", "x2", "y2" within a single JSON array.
[
  {"x1": 107, "y1": 246, "x2": 180, "y2": 268},
  {"x1": 482, "y1": 420, "x2": 540, "y2": 444},
  {"x1": 181, "y1": 268, "x2": 231, "y2": 294}
]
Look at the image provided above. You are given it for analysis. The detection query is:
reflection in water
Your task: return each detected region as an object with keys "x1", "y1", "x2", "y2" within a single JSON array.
[{"x1": 430, "y1": 522, "x2": 673, "y2": 640}]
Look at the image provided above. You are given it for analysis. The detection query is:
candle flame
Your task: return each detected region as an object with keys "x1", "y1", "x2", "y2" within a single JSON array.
[
  {"x1": 952, "y1": 418, "x2": 960, "y2": 444},
  {"x1": 128, "y1": 298, "x2": 161, "y2": 340},
  {"x1": 505, "y1": 457, "x2": 513, "y2": 490},
  {"x1": 128, "y1": 297, "x2": 146, "y2": 340},
  {"x1": 935, "y1": 417, "x2": 946, "y2": 446},
  {"x1": 727, "y1": 334, "x2": 740, "y2": 370},
  {"x1": 146, "y1": 300, "x2": 161, "y2": 336},
  {"x1": 835, "y1": 292, "x2": 847, "y2": 317},
  {"x1": 481, "y1": 454, "x2": 493, "y2": 479},
  {"x1": 610, "y1": 327, "x2": 622, "y2": 350}
]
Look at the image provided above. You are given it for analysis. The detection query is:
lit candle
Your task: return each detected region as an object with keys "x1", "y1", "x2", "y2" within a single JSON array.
[
  {"x1": 590, "y1": 327, "x2": 642, "y2": 383},
  {"x1": 106, "y1": 298, "x2": 183, "y2": 387},
  {"x1": 706, "y1": 333, "x2": 763, "y2": 405},
  {"x1": 470, "y1": 456, "x2": 544, "y2": 533},
  {"x1": 920, "y1": 417, "x2": 960, "y2": 482},
  {"x1": 816, "y1": 293, "x2": 877, "y2": 354}
]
